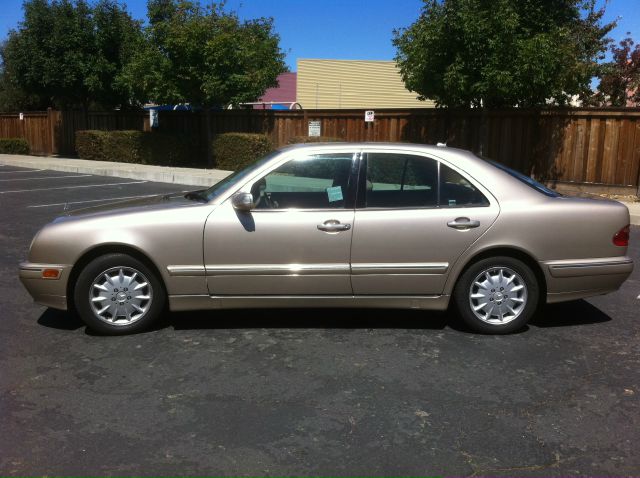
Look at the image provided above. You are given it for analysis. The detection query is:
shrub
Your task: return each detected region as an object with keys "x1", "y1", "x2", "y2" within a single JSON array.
[
  {"x1": 76, "y1": 131, "x2": 109, "y2": 161},
  {"x1": 287, "y1": 135, "x2": 343, "y2": 144},
  {"x1": 212, "y1": 133, "x2": 274, "y2": 170},
  {"x1": 0, "y1": 138, "x2": 30, "y2": 155},
  {"x1": 76, "y1": 130, "x2": 201, "y2": 167}
]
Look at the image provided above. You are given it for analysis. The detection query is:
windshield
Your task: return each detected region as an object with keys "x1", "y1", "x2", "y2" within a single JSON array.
[
  {"x1": 203, "y1": 151, "x2": 280, "y2": 201},
  {"x1": 483, "y1": 157, "x2": 561, "y2": 198}
]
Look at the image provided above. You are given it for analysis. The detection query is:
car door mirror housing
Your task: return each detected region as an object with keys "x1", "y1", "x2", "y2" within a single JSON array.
[{"x1": 231, "y1": 192, "x2": 254, "y2": 212}]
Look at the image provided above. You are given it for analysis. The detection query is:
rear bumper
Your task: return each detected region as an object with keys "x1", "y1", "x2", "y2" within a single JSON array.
[
  {"x1": 19, "y1": 262, "x2": 70, "y2": 310},
  {"x1": 546, "y1": 257, "x2": 634, "y2": 278},
  {"x1": 542, "y1": 256, "x2": 633, "y2": 303}
]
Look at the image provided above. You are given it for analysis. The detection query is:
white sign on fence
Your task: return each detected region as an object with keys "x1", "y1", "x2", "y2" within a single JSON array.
[
  {"x1": 308, "y1": 120, "x2": 321, "y2": 137},
  {"x1": 365, "y1": 110, "x2": 375, "y2": 122},
  {"x1": 149, "y1": 109, "x2": 159, "y2": 128},
  {"x1": 19, "y1": 113, "x2": 24, "y2": 121}
]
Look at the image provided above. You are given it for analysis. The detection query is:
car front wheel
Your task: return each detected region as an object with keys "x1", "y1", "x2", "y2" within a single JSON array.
[
  {"x1": 453, "y1": 256, "x2": 539, "y2": 334},
  {"x1": 73, "y1": 253, "x2": 165, "y2": 335}
]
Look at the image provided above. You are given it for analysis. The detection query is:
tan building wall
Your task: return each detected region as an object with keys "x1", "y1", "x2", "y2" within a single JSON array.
[{"x1": 297, "y1": 59, "x2": 435, "y2": 109}]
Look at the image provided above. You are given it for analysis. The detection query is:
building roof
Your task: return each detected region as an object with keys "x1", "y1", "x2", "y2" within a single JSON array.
[{"x1": 257, "y1": 72, "x2": 297, "y2": 107}]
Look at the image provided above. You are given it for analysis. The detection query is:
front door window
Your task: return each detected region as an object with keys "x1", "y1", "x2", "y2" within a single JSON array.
[{"x1": 252, "y1": 153, "x2": 355, "y2": 209}]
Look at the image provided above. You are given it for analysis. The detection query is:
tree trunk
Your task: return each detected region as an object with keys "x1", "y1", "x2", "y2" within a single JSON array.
[
  {"x1": 205, "y1": 106, "x2": 213, "y2": 169},
  {"x1": 81, "y1": 100, "x2": 90, "y2": 131}
]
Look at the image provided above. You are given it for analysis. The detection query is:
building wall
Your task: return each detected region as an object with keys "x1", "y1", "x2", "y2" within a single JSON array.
[{"x1": 297, "y1": 59, "x2": 435, "y2": 109}]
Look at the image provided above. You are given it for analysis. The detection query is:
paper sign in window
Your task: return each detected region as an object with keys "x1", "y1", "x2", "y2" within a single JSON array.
[{"x1": 326, "y1": 186, "x2": 343, "y2": 202}]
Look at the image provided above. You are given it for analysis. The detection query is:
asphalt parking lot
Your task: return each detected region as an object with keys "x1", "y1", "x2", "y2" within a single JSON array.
[{"x1": 1, "y1": 164, "x2": 639, "y2": 476}]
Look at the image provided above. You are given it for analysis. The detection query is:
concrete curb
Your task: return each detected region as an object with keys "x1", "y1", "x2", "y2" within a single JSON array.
[
  {"x1": 0, "y1": 154, "x2": 232, "y2": 188},
  {"x1": 1, "y1": 153, "x2": 638, "y2": 225},
  {"x1": 627, "y1": 202, "x2": 640, "y2": 227}
]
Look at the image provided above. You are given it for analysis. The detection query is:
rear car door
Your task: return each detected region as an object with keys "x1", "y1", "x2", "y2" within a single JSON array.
[{"x1": 350, "y1": 150, "x2": 500, "y2": 295}]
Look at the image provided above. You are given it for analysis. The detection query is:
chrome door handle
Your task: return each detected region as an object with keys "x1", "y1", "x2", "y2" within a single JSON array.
[
  {"x1": 447, "y1": 217, "x2": 480, "y2": 230},
  {"x1": 317, "y1": 220, "x2": 351, "y2": 232}
]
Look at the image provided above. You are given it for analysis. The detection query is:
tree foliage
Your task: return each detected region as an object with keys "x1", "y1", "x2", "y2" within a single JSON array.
[
  {"x1": 393, "y1": 0, "x2": 616, "y2": 108},
  {"x1": 119, "y1": 0, "x2": 287, "y2": 107},
  {"x1": 0, "y1": 0, "x2": 143, "y2": 110},
  {"x1": 594, "y1": 36, "x2": 640, "y2": 106}
]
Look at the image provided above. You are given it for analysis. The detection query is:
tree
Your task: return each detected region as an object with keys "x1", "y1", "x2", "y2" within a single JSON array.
[
  {"x1": 0, "y1": 0, "x2": 143, "y2": 111},
  {"x1": 594, "y1": 36, "x2": 640, "y2": 106},
  {"x1": 393, "y1": 0, "x2": 616, "y2": 108},
  {"x1": 119, "y1": 0, "x2": 286, "y2": 166},
  {"x1": 120, "y1": 1, "x2": 286, "y2": 108}
]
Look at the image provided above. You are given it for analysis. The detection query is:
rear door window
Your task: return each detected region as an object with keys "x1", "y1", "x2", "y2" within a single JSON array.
[{"x1": 365, "y1": 153, "x2": 438, "y2": 208}]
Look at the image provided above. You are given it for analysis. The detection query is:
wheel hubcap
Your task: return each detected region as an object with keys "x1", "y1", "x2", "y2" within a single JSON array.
[
  {"x1": 89, "y1": 266, "x2": 152, "y2": 326},
  {"x1": 468, "y1": 266, "x2": 527, "y2": 324}
]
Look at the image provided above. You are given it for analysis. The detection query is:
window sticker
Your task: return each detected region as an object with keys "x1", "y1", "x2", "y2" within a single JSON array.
[
  {"x1": 326, "y1": 186, "x2": 344, "y2": 202},
  {"x1": 448, "y1": 199, "x2": 457, "y2": 206}
]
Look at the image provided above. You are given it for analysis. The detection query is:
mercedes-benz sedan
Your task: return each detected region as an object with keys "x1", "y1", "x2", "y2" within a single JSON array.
[{"x1": 20, "y1": 143, "x2": 633, "y2": 334}]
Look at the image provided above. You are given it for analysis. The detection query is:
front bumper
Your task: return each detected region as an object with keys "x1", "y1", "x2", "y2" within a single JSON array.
[{"x1": 19, "y1": 262, "x2": 71, "y2": 310}]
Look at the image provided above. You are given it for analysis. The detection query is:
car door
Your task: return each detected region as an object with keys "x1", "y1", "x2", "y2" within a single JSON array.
[
  {"x1": 203, "y1": 149, "x2": 359, "y2": 295},
  {"x1": 350, "y1": 150, "x2": 500, "y2": 295}
]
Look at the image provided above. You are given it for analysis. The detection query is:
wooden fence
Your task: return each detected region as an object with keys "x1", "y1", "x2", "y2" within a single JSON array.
[
  {"x1": 1, "y1": 107, "x2": 640, "y2": 188},
  {"x1": 0, "y1": 109, "x2": 59, "y2": 155}
]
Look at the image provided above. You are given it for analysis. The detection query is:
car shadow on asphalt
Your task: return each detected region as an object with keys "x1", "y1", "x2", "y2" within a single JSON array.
[
  {"x1": 164, "y1": 308, "x2": 452, "y2": 331},
  {"x1": 37, "y1": 308, "x2": 84, "y2": 331},
  {"x1": 36, "y1": 299, "x2": 612, "y2": 335},
  {"x1": 530, "y1": 300, "x2": 612, "y2": 328}
]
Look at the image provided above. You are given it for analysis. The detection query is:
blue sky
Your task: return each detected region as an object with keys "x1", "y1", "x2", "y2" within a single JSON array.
[{"x1": 1, "y1": 0, "x2": 639, "y2": 71}]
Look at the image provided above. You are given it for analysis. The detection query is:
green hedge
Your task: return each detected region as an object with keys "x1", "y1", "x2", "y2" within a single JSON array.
[
  {"x1": 76, "y1": 130, "x2": 200, "y2": 167},
  {"x1": 0, "y1": 138, "x2": 30, "y2": 155},
  {"x1": 212, "y1": 133, "x2": 274, "y2": 170},
  {"x1": 288, "y1": 135, "x2": 343, "y2": 144}
]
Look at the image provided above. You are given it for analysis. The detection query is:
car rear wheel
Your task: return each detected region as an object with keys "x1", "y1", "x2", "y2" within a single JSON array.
[
  {"x1": 73, "y1": 253, "x2": 165, "y2": 335},
  {"x1": 453, "y1": 256, "x2": 539, "y2": 334}
]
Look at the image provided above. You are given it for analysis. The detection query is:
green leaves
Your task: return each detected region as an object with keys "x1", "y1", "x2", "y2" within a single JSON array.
[
  {"x1": 393, "y1": 0, "x2": 616, "y2": 107},
  {"x1": 1, "y1": 0, "x2": 285, "y2": 111},
  {"x1": 121, "y1": 1, "x2": 286, "y2": 108},
  {"x1": 1, "y1": 0, "x2": 143, "y2": 110}
]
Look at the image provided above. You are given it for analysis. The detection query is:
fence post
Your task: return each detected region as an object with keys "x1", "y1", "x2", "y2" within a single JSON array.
[{"x1": 47, "y1": 108, "x2": 60, "y2": 155}]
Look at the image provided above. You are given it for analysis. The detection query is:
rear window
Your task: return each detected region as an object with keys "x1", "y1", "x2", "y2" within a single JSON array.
[{"x1": 485, "y1": 159, "x2": 561, "y2": 198}]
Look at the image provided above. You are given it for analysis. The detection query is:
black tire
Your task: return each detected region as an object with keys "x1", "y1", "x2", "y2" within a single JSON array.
[
  {"x1": 453, "y1": 256, "x2": 539, "y2": 334},
  {"x1": 73, "y1": 253, "x2": 166, "y2": 335}
]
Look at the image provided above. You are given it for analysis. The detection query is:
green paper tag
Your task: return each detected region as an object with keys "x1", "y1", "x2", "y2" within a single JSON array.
[{"x1": 326, "y1": 186, "x2": 343, "y2": 202}]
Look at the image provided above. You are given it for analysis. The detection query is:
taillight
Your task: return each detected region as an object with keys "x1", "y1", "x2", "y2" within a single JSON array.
[{"x1": 613, "y1": 225, "x2": 630, "y2": 247}]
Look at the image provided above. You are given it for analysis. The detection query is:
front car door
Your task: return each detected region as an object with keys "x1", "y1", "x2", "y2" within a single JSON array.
[
  {"x1": 204, "y1": 148, "x2": 359, "y2": 296},
  {"x1": 350, "y1": 149, "x2": 500, "y2": 295}
]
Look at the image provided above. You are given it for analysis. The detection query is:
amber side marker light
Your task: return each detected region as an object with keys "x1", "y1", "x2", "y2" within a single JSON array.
[
  {"x1": 42, "y1": 269, "x2": 61, "y2": 279},
  {"x1": 613, "y1": 225, "x2": 630, "y2": 247}
]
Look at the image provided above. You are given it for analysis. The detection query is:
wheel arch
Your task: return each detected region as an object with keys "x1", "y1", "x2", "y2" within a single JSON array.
[
  {"x1": 449, "y1": 246, "x2": 547, "y2": 299},
  {"x1": 66, "y1": 243, "x2": 166, "y2": 310}
]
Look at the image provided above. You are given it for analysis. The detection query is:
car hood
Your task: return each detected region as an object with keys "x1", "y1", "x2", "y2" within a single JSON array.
[{"x1": 59, "y1": 192, "x2": 203, "y2": 220}]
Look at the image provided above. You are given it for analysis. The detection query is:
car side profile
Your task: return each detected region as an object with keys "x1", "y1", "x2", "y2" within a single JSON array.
[{"x1": 19, "y1": 143, "x2": 633, "y2": 334}]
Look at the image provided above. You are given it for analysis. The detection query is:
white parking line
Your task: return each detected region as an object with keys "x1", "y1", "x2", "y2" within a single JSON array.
[
  {"x1": 27, "y1": 190, "x2": 191, "y2": 208},
  {"x1": 0, "y1": 169, "x2": 45, "y2": 174},
  {"x1": 0, "y1": 174, "x2": 92, "y2": 182},
  {"x1": 27, "y1": 193, "x2": 170, "y2": 208},
  {"x1": 0, "y1": 180, "x2": 147, "y2": 194}
]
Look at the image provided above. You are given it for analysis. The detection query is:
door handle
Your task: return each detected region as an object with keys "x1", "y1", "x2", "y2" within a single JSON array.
[
  {"x1": 317, "y1": 220, "x2": 351, "y2": 232},
  {"x1": 447, "y1": 217, "x2": 480, "y2": 230}
]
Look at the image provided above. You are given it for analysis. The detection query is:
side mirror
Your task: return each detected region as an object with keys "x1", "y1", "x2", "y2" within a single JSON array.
[{"x1": 231, "y1": 192, "x2": 254, "y2": 212}]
